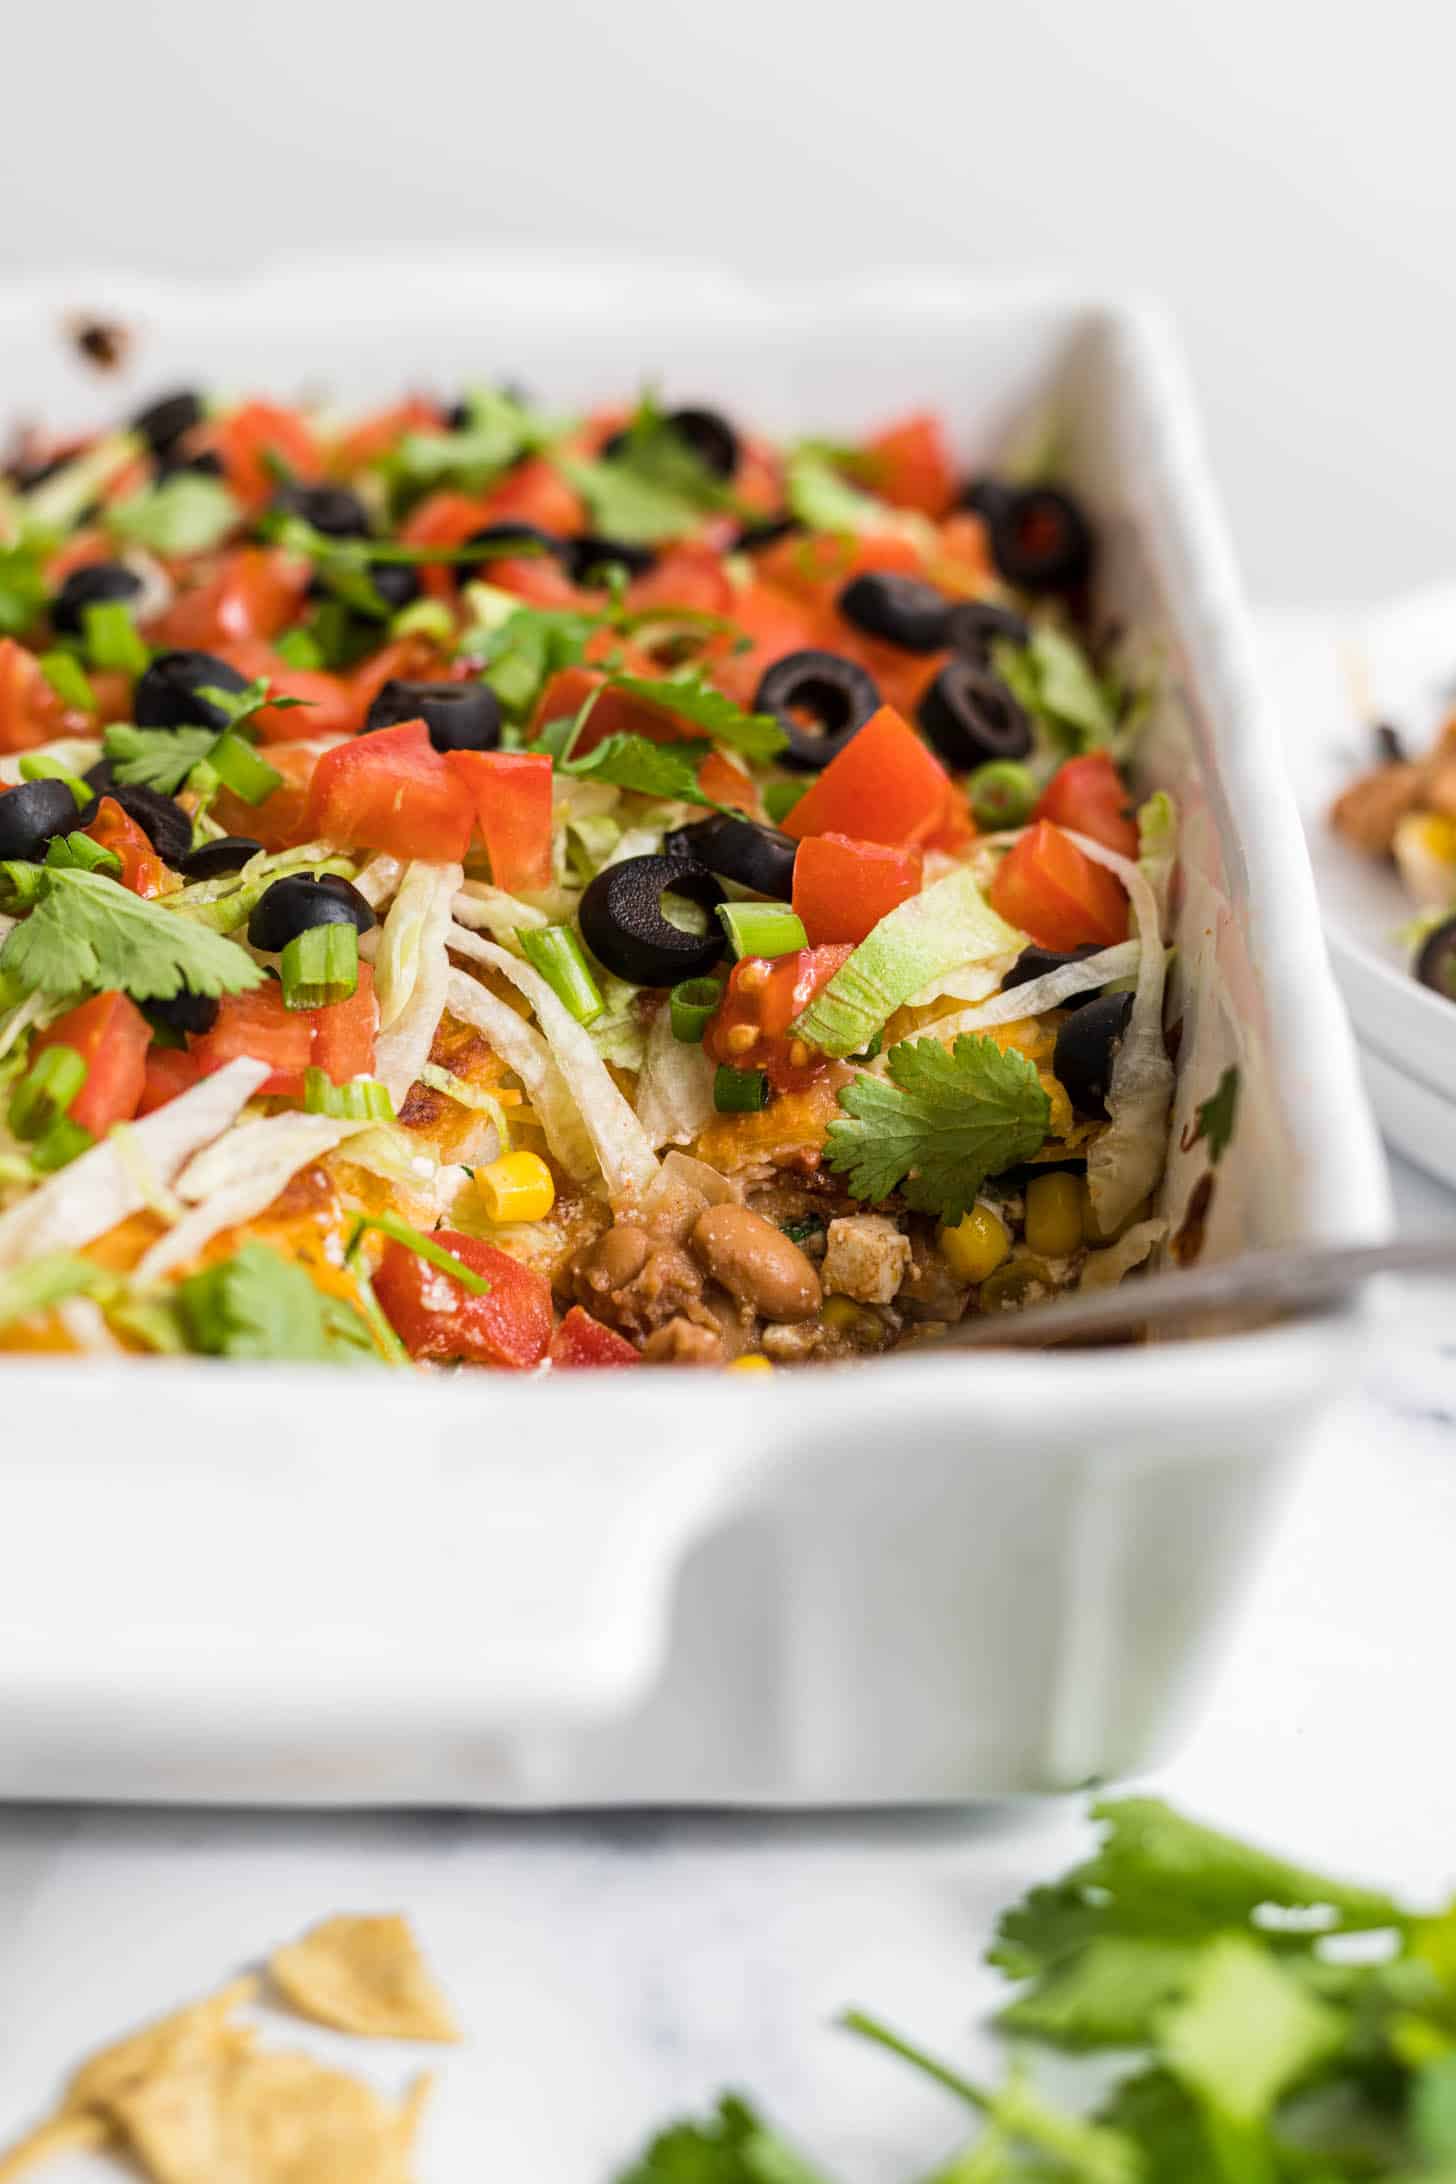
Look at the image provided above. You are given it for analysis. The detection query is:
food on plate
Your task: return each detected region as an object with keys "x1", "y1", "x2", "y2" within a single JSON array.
[
  {"x1": 0, "y1": 1915, "x2": 449, "y2": 2181},
  {"x1": 1331, "y1": 712, "x2": 1456, "y2": 1000},
  {"x1": 0, "y1": 384, "x2": 1174, "y2": 1366}
]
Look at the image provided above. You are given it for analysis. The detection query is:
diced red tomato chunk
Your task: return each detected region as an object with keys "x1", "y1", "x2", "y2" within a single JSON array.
[
  {"x1": 988, "y1": 820, "x2": 1129, "y2": 951},
  {"x1": 791, "y1": 832, "x2": 922, "y2": 945},
  {"x1": 1034, "y1": 751, "x2": 1139, "y2": 860},
  {"x1": 549, "y1": 1307, "x2": 641, "y2": 1368},
  {"x1": 375, "y1": 1230, "x2": 553, "y2": 1368},
  {"x1": 303, "y1": 720, "x2": 474, "y2": 862},
  {"x1": 34, "y1": 992, "x2": 150, "y2": 1138},
  {"x1": 782, "y1": 706, "x2": 952, "y2": 850}
]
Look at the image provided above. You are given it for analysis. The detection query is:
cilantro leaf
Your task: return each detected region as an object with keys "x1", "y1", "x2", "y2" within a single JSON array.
[
  {"x1": 473, "y1": 603, "x2": 603, "y2": 718},
  {"x1": 557, "y1": 453, "x2": 711, "y2": 544},
  {"x1": 997, "y1": 1937, "x2": 1202, "y2": 2052},
  {"x1": 177, "y1": 1241, "x2": 376, "y2": 1364},
  {"x1": 0, "y1": 537, "x2": 50, "y2": 636},
  {"x1": 106, "y1": 472, "x2": 241, "y2": 556},
  {"x1": 1160, "y1": 1935, "x2": 1345, "y2": 2131},
  {"x1": 0, "y1": 866, "x2": 264, "y2": 1002},
  {"x1": 560, "y1": 733, "x2": 714, "y2": 805},
  {"x1": 385, "y1": 385, "x2": 560, "y2": 497},
  {"x1": 826, "y1": 1034, "x2": 1050, "y2": 1222},
  {"x1": 1184, "y1": 1066, "x2": 1239, "y2": 1167},
  {"x1": 102, "y1": 723, "x2": 218, "y2": 795},
  {"x1": 992, "y1": 629, "x2": 1118, "y2": 756},
  {"x1": 607, "y1": 669, "x2": 787, "y2": 761},
  {"x1": 195, "y1": 674, "x2": 310, "y2": 734},
  {"x1": 615, "y1": 2095, "x2": 834, "y2": 2184}
]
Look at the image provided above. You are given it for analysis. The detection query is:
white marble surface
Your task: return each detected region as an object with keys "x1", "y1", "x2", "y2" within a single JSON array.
[{"x1": 0, "y1": 1148, "x2": 1449, "y2": 2181}]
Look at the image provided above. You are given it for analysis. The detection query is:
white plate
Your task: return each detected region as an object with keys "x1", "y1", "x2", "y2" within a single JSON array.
[{"x1": 1264, "y1": 587, "x2": 1456, "y2": 1187}]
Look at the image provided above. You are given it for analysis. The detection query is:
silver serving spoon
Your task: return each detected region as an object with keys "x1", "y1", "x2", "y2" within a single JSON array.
[{"x1": 922, "y1": 1234, "x2": 1456, "y2": 1351}]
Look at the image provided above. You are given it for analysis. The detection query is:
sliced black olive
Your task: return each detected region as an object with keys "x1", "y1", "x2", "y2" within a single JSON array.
[
  {"x1": 248, "y1": 873, "x2": 377, "y2": 954},
  {"x1": 917, "y1": 659, "x2": 1032, "y2": 769},
  {"x1": 958, "y1": 475, "x2": 1009, "y2": 521},
  {"x1": 144, "y1": 987, "x2": 220, "y2": 1038},
  {"x1": 603, "y1": 407, "x2": 740, "y2": 480},
  {"x1": 130, "y1": 389, "x2": 204, "y2": 458},
  {"x1": 82, "y1": 757, "x2": 116, "y2": 794},
  {"x1": 567, "y1": 534, "x2": 658, "y2": 584},
  {"x1": 754, "y1": 649, "x2": 882, "y2": 773},
  {"x1": 1414, "y1": 915, "x2": 1456, "y2": 1003},
  {"x1": 664, "y1": 813, "x2": 797, "y2": 899},
  {"x1": 365, "y1": 560, "x2": 421, "y2": 614},
  {"x1": 1002, "y1": 943, "x2": 1106, "y2": 1010},
  {"x1": 579, "y1": 854, "x2": 726, "y2": 985},
  {"x1": 76, "y1": 783, "x2": 192, "y2": 867},
  {"x1": 272, "y1": 481, "x2": 372, "y2": 539},
  {"x1": 363, "y1": 678, "x2": 501, "y2": 753},
  {"x1": 734, "y1": 514, "x2": 799, "y2": 553},
  {"x1": 0, "y1": 777, "x2": 80, "y2": 861},
  {"x1": 134, "y1": 649, "x2": 250, "y2": 732},
  {"x1": 837, "y1": 572, "x2": 951, "y2": 654},
  {"x1": 51, "y1": 561, "x2": 144, "y2": 638},
  {"x1": 156, "y1": 444, "x2": 224, "y2": 481},
  {"x1": 945, "y1": 599, "x2": 1031, "y2": 661},
  {"x1": 1053, "y1": 992, "x2": 1134, "y2": 1119},
  {"x1": 985, "y1": 485, "x2": 1093, "y2": 596},
  {"x1": 178, "y1": 834, "x2": 262, "y2": 881},
  {"x1": 460, "y1": 522, "x2": 568, "y2": 581}
]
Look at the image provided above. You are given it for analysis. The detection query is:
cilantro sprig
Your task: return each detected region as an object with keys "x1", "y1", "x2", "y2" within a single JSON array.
[
  {"x1": 177, "y1": 1242, "x2": 378, "y2": 1364},
  {"x1": 101, "y1": 677, "x2": 299, "y2": 802},
  {"x1": 606, "y1": 669, "x2": 786, "y2": 763},
  {"x1": 558, "y1": 393, "x2": 740, "y2": 544},
  {"x1": 0, "y1": 865, "x2": 264, "y2": 1003},
  {"x1": 825, "y1": 1033, "x2": 1051, "y2": 1222}
]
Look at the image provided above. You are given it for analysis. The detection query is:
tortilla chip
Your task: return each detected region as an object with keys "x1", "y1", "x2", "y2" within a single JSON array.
[
  {"x1": 63, "y1": 1976, "x2": 259, "y2": 2114},
  {"x1": 216, "y1": 2050, "x2": 420, "y2": 2184},
  {"x1": 0, "y1": 2110, "x2": 110, "y2": 2180},
  {"x1": 107, "y1": 2015, "x2": 244, "y2": 2184},
  {"x1": 269, "y1": 1917, "x2": 458, "y2": 2044}
]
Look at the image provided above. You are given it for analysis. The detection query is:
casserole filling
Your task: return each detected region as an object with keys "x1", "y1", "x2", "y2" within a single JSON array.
[
  {"x1": 1331, "y1": 710, "x2": 1456, "y2": 1003},
  {"x1": 0, "y1": 386, "x2": 1176, "y2": 1366}
]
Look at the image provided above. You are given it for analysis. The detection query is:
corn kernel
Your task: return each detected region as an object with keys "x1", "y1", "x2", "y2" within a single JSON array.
[
  {"x1": 476, "y1": 1149, "x2": 555, "y2": 1223},
  {"x1": 939, "y1": 1203, "x2": 1011, "y2": 1284},
  {"x1": 821, "y1": 1293, "x2": 869, "y2": 1334},
  {"x1": 1024, "y1": 1171, "x2": 1084, "y2": 1258},
  {"x1": 727, "y1": 1353, "x2": 774, "y2": 1374}
]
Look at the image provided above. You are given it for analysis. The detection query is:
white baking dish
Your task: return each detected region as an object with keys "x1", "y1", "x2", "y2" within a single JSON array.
[{"x1": 0, "y1": 257, "x2": 1389, "y2": 1805}]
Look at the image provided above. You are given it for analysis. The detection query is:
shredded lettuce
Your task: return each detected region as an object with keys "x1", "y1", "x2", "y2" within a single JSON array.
[
  {"x1": 1137, "y1": 791, "x2": 1178, "y2": 924},
  {"x1": 372, "y1": 861, "x2": 462, "y2": 1103},
  {"x1": 472, "y1": 939, "x2": 658, "y2": 1203},
  {"x1": 165, "y1": 840, "x2": 356, "y2": 934},
  {"x1": 635, "y1": 1001, "x2": 717, "y2": 1150},
  {"x1": 138, "y1": 1111, "x2": 371, "y2": 1282},
  {"x1": 0, "y1": 1057, "x2": 268, "y2": 1267},
  {"x1": 445, "y1": 968, "x2": 595, "y2": 1181},
  {"x1": 931, "y1": 940, "x2": 1142, "y2": 1042},
  {"x1": 1069, "y1": 832, "x2": 1175, "y2": 1237},
  {"x1": 453, "y1": 884, "x2": 550, "y2": 940},
  {"x1": 793, "y1": 867, "x2": 1024, "y2": 1059}
]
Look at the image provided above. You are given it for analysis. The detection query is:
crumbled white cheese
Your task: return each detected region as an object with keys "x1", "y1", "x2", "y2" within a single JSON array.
[{"x1": 822, "y1": 1214, "x2": 912, "y2": 1304}]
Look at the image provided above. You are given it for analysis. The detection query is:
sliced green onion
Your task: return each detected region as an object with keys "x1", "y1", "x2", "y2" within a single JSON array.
[
  {"x1": 763, "y1": 780, "x2": 808, "y2": 825},
  {"x1": 0, "y1": 1251, "x2": 108, "y2": 1331},
  {"x1": 713, "y1": 1063, "x2": 770, "y2": 1113},
  {"x1": 716, "y1": 901, "x2": 807, "y2": 961},
  {"x1": 35, "y1": 652, "x2": 97, "y2": 715},
  {"x1": 20, "y1": 750, "x2": 92, "y2": 805},
  {"x1": 274, "y1": 626, "x2": 326, "y2": 671},
  {"x1": 390, "y1": 596, "x2": 455, "y2": 644},
  {"x1": 0, "y1": 861, "x2": 47, "y2": 907},
  {"x1": 670, "y1": 976, "x2": 722, "y2": 1043},
  {"x1": 82, "y1": 599, "x2": 149, "y2": 676},
  {"x1": 346, "y1": 1260, "x2": 411, "y2": 1365},
  {"x1": 9, "y1": 1043, "x2": 86, "y2": 1139},
  {"x1": 44, "y1": 832, "x2": 121, "y2": 876},
  {"x1": 303, "y1": 1068, "x2": 395, "y2": 1121},
  {"x1": 29, "y1": 1115, "x2": 94, "y2": 1173},
  {"x1": 280, "y1": 922, "x2": 359, "y2": 1009},
  {"x1": 967, "y1": 759, "x2": 1037, "y2": 831},
  {"x1": 208, "y1": 730, "x2": 283, "y2": 805},
  {"x1": 344, "y1": 1210, "x2": 492, "y2": 1296},
  {"x1": 519, "y1": 925, "x2": 604, "y2": 1026}
]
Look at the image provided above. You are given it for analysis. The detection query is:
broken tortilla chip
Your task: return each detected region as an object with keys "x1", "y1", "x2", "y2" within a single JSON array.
[
  {"x1": 0, "y1": 2111, "x2": 110, "y2": 2181},
  {"x1": 268, "y1": 1916, "x2": 459, "y2": 2044},
  {"x1": 62, "y1": 1975, "x2": 259, "y2": 2116}
]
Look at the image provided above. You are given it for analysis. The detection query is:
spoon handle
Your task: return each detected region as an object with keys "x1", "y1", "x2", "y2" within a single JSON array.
[{"x1": 925, "y1": 1233, "x2": 1456, "y2": 1351}]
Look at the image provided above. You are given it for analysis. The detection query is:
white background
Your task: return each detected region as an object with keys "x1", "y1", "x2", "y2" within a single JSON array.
[{"x1": 5, "y1": 0, "x2": 1453, "y2": 603}]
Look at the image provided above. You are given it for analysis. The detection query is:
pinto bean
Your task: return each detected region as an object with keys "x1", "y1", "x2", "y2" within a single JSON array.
[{"x1": 689, "y1": 1204, "x2": 821, "y2": 1323}]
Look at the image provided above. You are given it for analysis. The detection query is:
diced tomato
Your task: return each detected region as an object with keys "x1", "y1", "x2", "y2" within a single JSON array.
[
  {"x1": 203, "y1": 400, "x2": 322, "y2": 512},
  {"x1": 212, "y1": 739, "x2": 323, "y2": 851},
  {"x1": 932, "y1": 513, "x2": 994, "y2": 592},
  {"x1": 704, "y1": 944, "x2": 852, "y2": 1092},
  {"x1": 549, "y1": 1306, "x2": 641, "y2": 1369},
  {"x1": 330, "y1": 396, "x2": 441, "y2": 474},
  {"x1": 0, "y1": 637, "x2": 76, "y2": 752},
  {"x1": 706, "y1": 580, "x2": 827, "y2": 706},
  {"x1": 624, "y1": 544, "x2": 734, "y2": 620},
  {"x1": 191, "y1": 983, "x2": 314, "y2": 1098},
  {"x1": 215, "y1": 635, "x2": 362, "y2": 742},
  {"x1": 791, "y1": 833, "x2": 922, "y2": 946},
  {"x1": 347, "y1": 634, "x2": 452, "y2": 723},
  {"x1": 310, "y1": 962, "x2": 378, "y2": 1086},
  {"x1": 444, "y1": 750, "x2": 553, "y2": 891},
  {"x1": 154, "y1": 549, "x2": 311, "y2": 649},
  {"x1": 303, "y1": 720, "x2": 474, "y2": 862},
  {"x1": 782, "y1": 706, "x2": 952, "y2": 851},
  {"x1": 697, "y1": 750, "x2": 759, "y2": 816},
  {"x1": 989, "y1": 820, "x2": 1129, "y2": 951},
  {"x1": 487, "y1": 553, "x2": 583, "y2": 608},
  {"x1": 44, "y1": 528, "x2": 113, "y2": 585},
  {"x1": 374, "y1": 1230, "x2": 553, "y2": 1369},
  {"x1": 756, "y1": 528, "x2": 924, "y2": 608},
  {"x1": 34, "y1": 991, "x2": 149, "y2": 1137},
  {"x1": 400, "y1": 489, "x2": 493, "y2": 601},
  {"x1": 138, "y1": 1043, "x2": 202, "y2": 1115},
  {"x1": 477, "y1": 457, "x2": 584, "y2": 539},
  {"x1": 862, "y1": 411, "x2": 957, "y2": 518},
  {"x1": 83, "y1": 795, "x2": 167, "y2": 897},
  {"x1": 1034, "y1": 751, "x2": 1139, "y2": 860}
]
